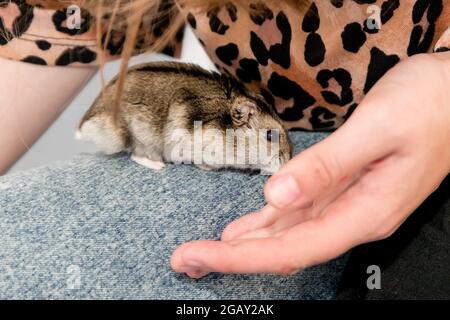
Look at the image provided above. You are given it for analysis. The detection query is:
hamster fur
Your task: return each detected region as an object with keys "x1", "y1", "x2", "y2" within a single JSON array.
[{"x1": 76, "y1": 61, "x2": 292, "y2": 173}]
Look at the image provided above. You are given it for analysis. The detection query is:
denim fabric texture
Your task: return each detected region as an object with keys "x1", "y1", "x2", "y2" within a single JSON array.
[{"x1": 0, "y1": 131, "x2": 348, "y2": 299}]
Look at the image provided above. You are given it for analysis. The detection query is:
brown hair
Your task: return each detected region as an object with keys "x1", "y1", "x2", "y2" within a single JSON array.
[{"x1": 30, "y1": 0, "x2": 309, "y2": 119}]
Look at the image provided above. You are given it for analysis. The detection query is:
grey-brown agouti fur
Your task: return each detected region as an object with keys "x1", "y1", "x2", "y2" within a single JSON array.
[{"x1": 76, "y1": 61, "x2": 292, "y2": 173}]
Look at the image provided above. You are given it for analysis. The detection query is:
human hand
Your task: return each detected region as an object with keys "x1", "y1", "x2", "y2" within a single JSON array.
[{"x1": 171, "y1": 52, "x2": 450, "y2": 278}]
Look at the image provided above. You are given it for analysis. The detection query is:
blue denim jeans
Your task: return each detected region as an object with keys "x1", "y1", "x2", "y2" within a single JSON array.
[{"x1": 0, "y1": 131, "x2": 347, "y2": 299}]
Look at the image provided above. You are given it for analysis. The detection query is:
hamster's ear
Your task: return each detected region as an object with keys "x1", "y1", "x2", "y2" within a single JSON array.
[{"x1": 232, "y1": 102, "x2": 257, "y2": 127}]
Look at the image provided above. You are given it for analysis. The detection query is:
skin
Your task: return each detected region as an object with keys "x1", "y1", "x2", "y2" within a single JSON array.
[
  {"x1": 0, "y1": 57, "x2": 97, "y2": 174},
  {"x1": 170, "y1": 52, "x2": 450, "y2": 278},
  {"x1": 0, "y1": 43, "x2": 448, "y2": 279}
]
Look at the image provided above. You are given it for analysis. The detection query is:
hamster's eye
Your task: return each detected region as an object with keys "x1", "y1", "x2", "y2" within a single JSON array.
[{"x1": 266, "y1": 129, "x2": 279, "y2": 142}]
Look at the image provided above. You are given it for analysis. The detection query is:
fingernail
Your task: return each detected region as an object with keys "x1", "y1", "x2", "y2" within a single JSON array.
[
  {"x1": 184, "y1": 259, "x2": 206, "y2": 269},
  {"x1": 267, "y1": 174, "x2": 301, "y2": 207},
  {"x1": 188, "y1": 269, "x2": 209, "y2": 279},
  {"x1": 179, "y1": 260, "x2": 206, "y2": 273},
  {"x1": 179, "y1": 260, "x2": 209, "y2": 278},
  {"x1": 179, "y1": 266, "x2": 203, "y2": 276}
]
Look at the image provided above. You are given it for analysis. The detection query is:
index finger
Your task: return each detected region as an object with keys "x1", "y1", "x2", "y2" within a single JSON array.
[{"x1": 170, "y1": 203, "x2": 364, "y2": 276}]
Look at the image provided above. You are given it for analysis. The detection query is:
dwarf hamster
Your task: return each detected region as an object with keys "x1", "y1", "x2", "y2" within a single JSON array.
[{"x1": 76, "y1": 61, "x2": 292, "y2": 173}]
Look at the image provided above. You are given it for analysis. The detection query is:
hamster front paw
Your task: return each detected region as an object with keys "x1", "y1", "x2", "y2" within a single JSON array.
[{"x1": 131, "y1": 154, "x2": 166, "y2": 170}]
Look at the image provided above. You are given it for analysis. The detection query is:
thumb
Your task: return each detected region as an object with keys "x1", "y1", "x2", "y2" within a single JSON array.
[{"x1": 265, "y1": 106, "x2": 395, "y2": 209}]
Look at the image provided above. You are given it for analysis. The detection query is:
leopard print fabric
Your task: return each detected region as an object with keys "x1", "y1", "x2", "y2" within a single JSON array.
[
  {"x1": 0, "y1": 0, "x2": 183, "y2": 65},
  {"x1": 1, "y1": 0, "x2": 449, "y2": 130}
]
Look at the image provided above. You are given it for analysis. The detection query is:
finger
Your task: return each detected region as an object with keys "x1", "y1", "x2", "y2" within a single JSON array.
[
  {"x1": 172, "y1": 157, "x2": 416, "y2": 277},
  {"x1": 264, "y1": 104, "x2": 397, "y2": 210},
  {"x1": 239, "y1": 175, "x2": 362, "y2": 240},
  {"x1": 221, "y1": 206, "x2": 276, "y2": 241},
  {"x1": 234, "y1": 202, "x2": 318, "y2": 240},
  {"x1": 221, "y1": 204, "x2": 312, "y2": 241},
  {"x1": 171, "y1": 193, "x2": 371, "y2": 277},
  {"x1": 224, "y1": 169, "x2": 356, "y2": 241},
  {"x1": 171, "y1": 213, "x2": 357, "y2": 276}
]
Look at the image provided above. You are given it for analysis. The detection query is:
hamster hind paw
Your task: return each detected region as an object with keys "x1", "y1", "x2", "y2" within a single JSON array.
[{"x1": 131, "y1": 155, "x2": 166, "y2": 170}]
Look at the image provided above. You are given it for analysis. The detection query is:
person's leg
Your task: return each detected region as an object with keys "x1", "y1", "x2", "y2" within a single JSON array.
[{"x1": 0, "y1": 131, "x2": 347, "y2": 299}]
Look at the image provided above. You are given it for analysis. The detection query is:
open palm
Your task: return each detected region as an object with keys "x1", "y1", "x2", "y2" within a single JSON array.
[{"x1": 171, "y1": 53, "x2": 450, "y2": 278}]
